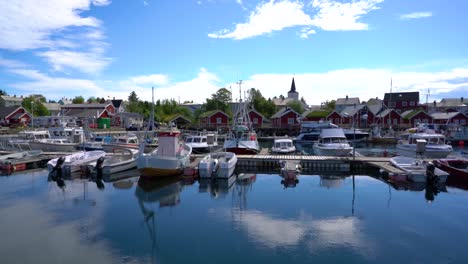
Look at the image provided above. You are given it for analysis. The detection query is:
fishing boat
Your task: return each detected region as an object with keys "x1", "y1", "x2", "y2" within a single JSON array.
[
  {"x1": 0, "y1": 150, "x2": 43, "y2": 174},
  {"x1": 102, "y1": 135, "x2": 157, "y2": 153},
  {"x1": 433, "y1": 158, "x2": 468, "y2": 178},
  {"x1": 312, "y1": 128, "x2": 353, "y2": 157},
  {"x1": 389, "y1": 156, "x2": 449, "y2": 183},
  {"x1": 185, "y1": 132, "x2": 218, "y2": 153},
  {"x1": 396, "y1": 132, "x2": 453, "y2": 158},
  {"x1": 80, "y1": 135, "x2": 113, "y2": 151},
  {"x1": 87, "y1": 148, "x2": 139, "y2": 175},
  {"x1": 137, "y1": 126, "x2": 192, "y2": 177},
  {"x1": 47, "y1": 150, "x2": 106, "y2": 175},
  {"x1": 295, "y1": 121, "x2": 369, "y2": 144},
  {"x1": 223, "y1": 86, "x2": 260, "y2": 154},
  {"x1": 271, "y1": 138, "x2": 296, "y2": 154},
  {"x1": 198, "y1": 151, "x2": 237, "y2": 179}
]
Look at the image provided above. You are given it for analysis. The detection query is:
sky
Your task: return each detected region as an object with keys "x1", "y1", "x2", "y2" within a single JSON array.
[{"x1": 0, "y1": 0, "x2": 467, "y2": 106}]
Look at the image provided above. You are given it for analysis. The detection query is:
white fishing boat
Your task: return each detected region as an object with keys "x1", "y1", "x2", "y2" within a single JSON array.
[
  {"x1": 137, "y1": 126, "x2": 192, "y2": 177},
  {"x1": 223, "y1": 84, "x2": 260, "y2": 155},
  {"x1": 185, "y1": 132, "x2": 218, "y2": 153},
  {"x1": 81, "y1": 135, "x2": 113, "y2": 151},
  {"x1": 390, "y1": 156, "x2": 449, "y2": 183},
  {"x1": 271, "y1": 138, "x2": 296, "y2": 154},
  {"x1": 313, "y1": 128, "x2": 353, "y2": 157},
  {"x1": 295, "y1": 121, "x2": 369, "y2": 143},
  {"x1": 102, "y1": 135, "x2": 157, "y2": 153},
  {"x1": 47, "y1": 150, "x2": 106, "y2": 175},
  {"x1": 87, "y1": 148, "x2": 138, "y2": 175},
  {"x1": 29, "y1": 138, "x2": 79, "y2": 152},
  {"x1": 198, "y1": 151, "x2": 237, "y2": 179},
  {"x1": 396, "y1": 132, "x2": 453, "y2": 158}
]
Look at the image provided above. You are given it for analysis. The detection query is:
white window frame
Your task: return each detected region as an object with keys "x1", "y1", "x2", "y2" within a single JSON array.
[
  {"x1": 409, "y1": 101, "x2": 415, "y2": 106},
  {"x1": 216, "y1": 117, "x2": 222, "y2": 124}
]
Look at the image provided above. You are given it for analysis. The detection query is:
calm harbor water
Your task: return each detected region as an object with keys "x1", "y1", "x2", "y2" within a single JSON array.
[{"x1": 2, "y1": 169, "x2": 468, "y2": 264}]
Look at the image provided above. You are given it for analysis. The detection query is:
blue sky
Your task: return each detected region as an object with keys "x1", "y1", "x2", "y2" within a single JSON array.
[{"x1": 0, "y1": 0, "x2": 467, "y2": 105}]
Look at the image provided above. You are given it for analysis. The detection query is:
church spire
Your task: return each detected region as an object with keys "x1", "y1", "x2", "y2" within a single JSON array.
[{"x1": 289, "y1": 77, "x2": 296, "y2": 93}]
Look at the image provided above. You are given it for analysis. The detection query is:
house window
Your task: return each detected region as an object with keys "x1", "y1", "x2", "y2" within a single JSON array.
[
  {"x1": 409, "y1": 101, "x2": 415, "y2": 106},
  {"x1": 389, "y1": 102, "x2": 396, "y2": 108},
  {"x1": 393, "y1": 118, "x2": 398, "y2": 125},
  {"x1": 216, "y1": 117, "x2": 222, "y2": 124},
  {"x1": 402, "y1": 101, "x2": 407, "y2": 107},
  {"x1": 422, "y1": 118, "x2": 429, "y2": 123},
  {"x1": 387, "y1": 119, "x2": 391, "y2": 125},
  {"x1": 461, "y1": 119, "x2": 466, "y2": 125},
  {"x1": 335, "y1": 118, "x2": 340, "y2": 124},
  {"x1": 288, "y1": 118, "x2": 295, "y2": 124},
  {"x1": 453, "y1": 119, "x2": 459, "y2": 124},
  {"x1": 252, "y1": 118, "x2": 258, "y2": 124},
  {"x1": 414, "y1": 119, "x2": 420, "y2": 124}
]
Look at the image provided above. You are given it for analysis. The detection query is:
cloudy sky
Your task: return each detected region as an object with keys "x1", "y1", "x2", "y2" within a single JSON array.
[{"x1": 0, "y1": 0, "x2": 467, "y2": 105}]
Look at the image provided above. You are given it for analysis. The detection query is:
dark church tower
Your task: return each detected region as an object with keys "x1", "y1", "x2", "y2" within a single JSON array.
[{"x1": 287, "y1": 77, "x2": 299, "y2": 100}]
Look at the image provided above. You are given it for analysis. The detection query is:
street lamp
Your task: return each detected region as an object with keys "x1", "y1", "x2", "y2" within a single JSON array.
[{"x1": 31, "y1": 101, "x2": 34, "y2": 128}]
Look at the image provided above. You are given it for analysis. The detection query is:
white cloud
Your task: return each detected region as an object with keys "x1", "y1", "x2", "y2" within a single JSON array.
[
  {"x1": 209, "y1": 0, "x2": 312, "y2": 39},
  {"x1": 143, "y1": 1, "x2": 149, "y2": 6},
  {"x1": 0, "y1": 0, "x2": 107, "y2": 50},
  {"x1": 400, "y1": 12, "x2": 432, "y2": 20},
  {"x1": 0, "y1": 0, "x2": 112, "y2": 74},
  {"x1": 130, "y1": 74, "x2": 169, "y2": 86},
  {"x1": 37, "y1": 50, "x2": 112, "y2": 74},
  {"x1": 7, "y1": 68, "x2": 102, "y2": 100},
  {"x1": 208, "y1": 0, "x2": 383, "y2": 39},
  {"x1": 299, "y1": 28, "x2": 316, "y2": 39},
  {"x1": 311, "y1": 0, "x2": 383, "y2": 31}
]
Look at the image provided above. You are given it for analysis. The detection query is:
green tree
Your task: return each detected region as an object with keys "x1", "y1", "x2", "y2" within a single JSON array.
[
  {"x1": 127, "y1": 91, "x2": 140, "y2": 113},
  {"x1": 321, "y1": 100, "x2": 336, "y2": 111},
  {"x1": 250, "y1": 88, "x2": 276, "y2": 118},
  {"x1": 22, "y1": 96, "x2": 50, "y2": 116},
  {"x1": 204, "y1": 88, "x2": 232, "y2": 113},
  {"x1": 0, "y1": 89, "x2": 7, "y2": 96},
  {"x1": 72, "y1": 96, "x2": 85, "y2": 104},
  {"x1": 286, "y1": 100, "x2": 304, "y2": 114},
  {"x1": 87, "y1": 96, "x2": 98, "y2": 103}
]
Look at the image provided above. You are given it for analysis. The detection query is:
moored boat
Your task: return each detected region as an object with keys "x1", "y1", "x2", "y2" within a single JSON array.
[
  {"x1": 390, "y1": 156, "x2": 449, "y2": 183},
  {"x1": 87, "y1": 148, "x2": 138, "y2": 175},
  {"x1": 396, "y1": 132, "x2": 453, "y2": 158},
  {"x1": 271, "y1": 138, "x2": 296, "y2": 154},
  {"x1": 312, "y1": 128, "x2": 353, "y2": 157},
  {"x1": 47, "y1": 150, "x2": 106, "y2": 175},
  {"x1": 198, "y1": 151, "x2": 237, "y2": 179},
  {"x1": 433, "y1": 158, "x2": 468, "y2": 178},
  {"x1": 185, "y1": 132, "x2": 218, "y2": 153},
  {"x1": 137, "y1": 126, "x2": 192, "y2": 177}
]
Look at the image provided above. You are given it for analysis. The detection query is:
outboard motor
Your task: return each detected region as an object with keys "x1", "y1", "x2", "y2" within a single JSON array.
[
  {"x1": 49, "y1": 156, "x2": 66, "y2": 182},
  {"x1": 426, "y1": 163, "x2": 438, "y2": 183},
  {"x1": 211, "y1": 158, "x2": 219, "y2": 175}
]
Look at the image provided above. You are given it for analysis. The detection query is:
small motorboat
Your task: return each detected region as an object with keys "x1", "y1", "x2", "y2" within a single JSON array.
[
  {"x1": 47, "y1": 150, "x2": 106, "y2": 175},
  {"x1": 313, "y1": 128, "x2": 353, "y2": 157},
  {"x1": 271, "y1": 138, "x2": 296, "y2": 154},
  {"x1": 389, "y1": 156, "x2": 449, "y2": 183},
  {"x1": 198, "y1": 152, "x2": 237, "y2": 179},
  {"x1": 87, "y1": 148, "x2": 139, "y2": 175},
  {"x1": 433, "y1": 158, "x2": 468, "y2": 178}
]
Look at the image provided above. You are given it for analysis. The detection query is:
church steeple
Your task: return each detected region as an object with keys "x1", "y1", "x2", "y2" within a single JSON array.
[
  {"x1": 287, "y1": 77, "x2": 298, "y2": 100},
  {"x1": 289, "y1": 77, "x2": 296, "y2": 93}
]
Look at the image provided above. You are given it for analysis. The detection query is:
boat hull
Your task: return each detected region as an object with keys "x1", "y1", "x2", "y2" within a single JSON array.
[
  {"x1": 396, "y1": 145, "x2": 452, "y2": 159},
  {"x1": 30, "y1": 141, "x2": 77, "y2": 152},
  {"x1": 198, "y1": 152, "x2": 237, "y2": 179}
]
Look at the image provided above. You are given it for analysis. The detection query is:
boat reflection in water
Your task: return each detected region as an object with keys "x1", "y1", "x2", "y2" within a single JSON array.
[
  {"x1": 135, "y1": 177, "x2": 183, "y2": 264},
  {"x1": 379, "y1": 175, "x2": 447, "y2": 203},
  {"x1": 319, "y1": 175, "x2": 348, "y2": 189},
  {"x1": 199, "y1": 176, "x2": 236, "y2": 199}
]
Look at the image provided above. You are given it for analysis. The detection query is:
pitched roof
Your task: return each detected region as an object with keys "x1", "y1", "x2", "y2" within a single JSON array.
[
  {"x1": 437, "y1": 98, "x2": 467, "y2": 107},
  {"x1": 336, "y1": 97, "x2": 360, "y2": 105},
  {"x1": 61, "y1": 103, "x2": 111, "y2": 108},
  {"x1": 0, "y1": 95, "x2": 23, "y2": 102},
  {"x1": 44, "y1": 103, "x2": 61, "y2": 111},
  {"x1": 376, "y1": 109, "x2": 401, "y2": 118},
  {"x1": 163, "y1": 114, "x2": 192, "y2": 123},
  {"x1": 401, "y1": 110, "x2": 426, "y2": 119},
  {"x1": 383, "y1": 92, "x2": 419, "y2": 102},
  {"x1": 111, "y1": 99, "x2": 123, "y2": 108},
  {"x1": 340, "y1": 105, "x2": 365, "y2": 117},
  {"x1": 305, "y1": 110, "x2": 331, "y2": 119},
  {"x1": 271, "y1": 107, "x2": 300, "y2": 118},
  {"x1": 431, "y1": 112, "x2": 464, "y2": 120},
  {"x1": 199, "y1": 110, "x2": 228, "y2": 118},
  {"x1": 366, "y1": 98, "x2": 383, "y2": 114},
  {"x1": 0, "y1": 106, "x2": 23, "y2": 118},
  {"x1": 63, "y1": 108, "x2": 107, "y2": 118}
]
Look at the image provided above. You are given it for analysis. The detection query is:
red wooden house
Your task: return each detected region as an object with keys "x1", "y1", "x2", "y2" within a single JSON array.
[
  {"x1": 375, "y1": 109, "x2": 402, "y2": 128},
  {"x1": 249, "y1": 110, "x2": 265, "y2": 128},
  {"x1": 271, "y1": 107, "x2": 301, "y2": 129},
  {"x1": 199, "y1": 110, "x2": 229, "y2": 129},
  {"x1": 383, "y1": 92, "x2": 420, "y2": 113},
  {"x1": 401, "y1": 110, "x2": 433, "y2": 127},
  {"x1": 0, "y1": 106, "x2": 31, "y2": 127},
  {"x1": 431, "y1": 112, "x2": 468, "y2": 125},
  {"x1": 326, "y1": 111, "x2": 343, "y2": 125}
]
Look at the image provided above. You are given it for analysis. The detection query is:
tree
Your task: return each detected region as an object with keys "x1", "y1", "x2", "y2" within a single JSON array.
[
  {"x1": 0, "y1": 89, "x2": 7, "y2": 96},
  {"x1": 249, "y1": 88, "x2": 276, "y2": 118},
  {"x1": 72, "y1": 96, "x2": 85, "y2": 104},
  {"x1": 22, "y1": 96, "x2": 50, "y2": 116},
  {"x1": 204, "y1": 88, "x2": 232, "y2": 113},
  {"x1": 127, "y1": 91, "x2": 140, "y2": 113},
  {"x1": 321, "y1": 100, "x2": 336, "y2": 111},
  {"x1": 286, "y1": 101, "x2": 304, "y2": 114},
  {"x1": 87, "y1": 96, "x2": 98, "y2": 103}
]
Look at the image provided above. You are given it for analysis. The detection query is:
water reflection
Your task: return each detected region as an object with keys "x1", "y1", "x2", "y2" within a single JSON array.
[
  {"x1": 377, "y1": 175, "x2": 448, "y2": 203},
  {"x1": 199, "y1": 176, "x2": 236, "y2": 199},
  {"x1": 319, "y1": 175, "x2": 348, "y2": 189}
]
